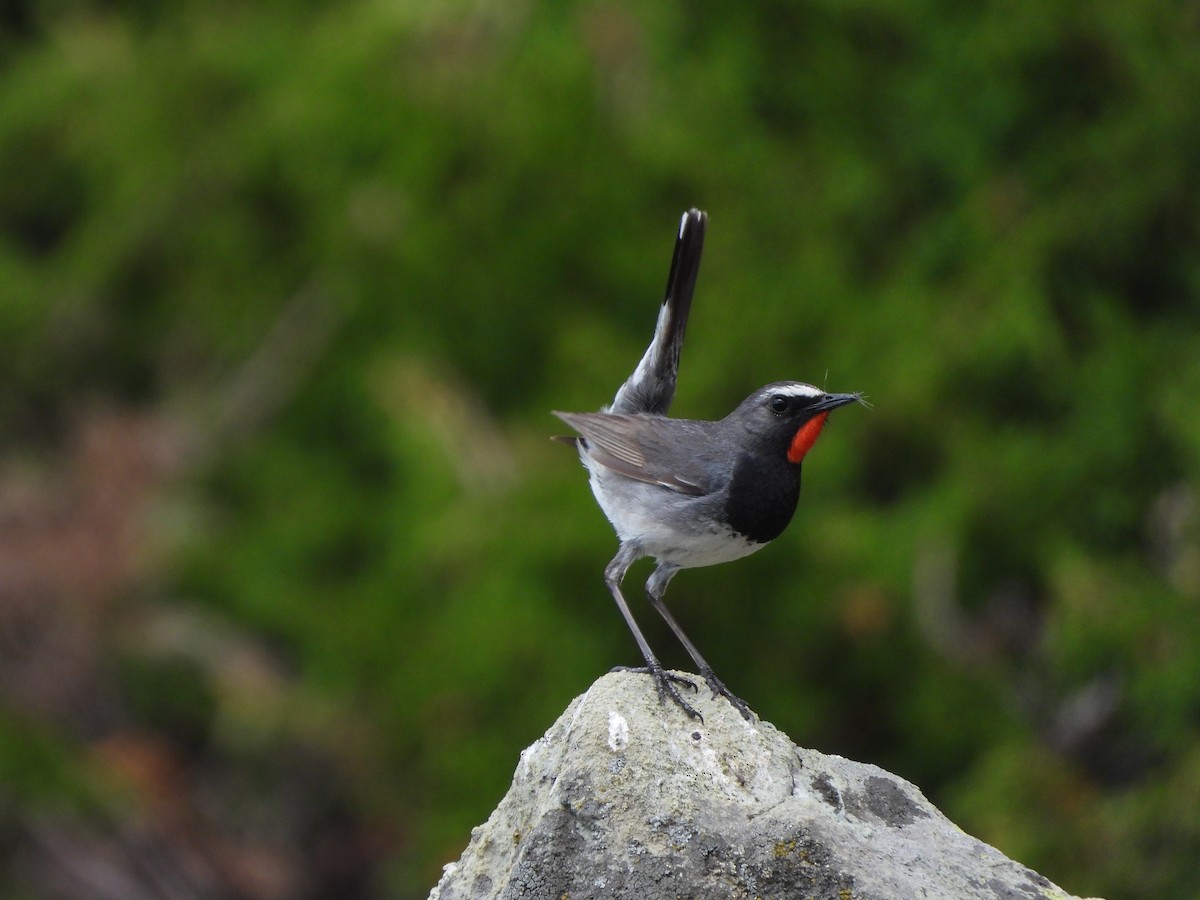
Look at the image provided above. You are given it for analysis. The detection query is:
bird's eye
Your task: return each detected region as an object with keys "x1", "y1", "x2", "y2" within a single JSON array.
[{"x1": 769, "y1": 395, "x2": 789, "y2": 414}]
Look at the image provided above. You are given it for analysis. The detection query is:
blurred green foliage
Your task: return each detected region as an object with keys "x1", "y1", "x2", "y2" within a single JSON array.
[{"x1": 2, "y1": 0, "x2": 1200, "y2": 897}]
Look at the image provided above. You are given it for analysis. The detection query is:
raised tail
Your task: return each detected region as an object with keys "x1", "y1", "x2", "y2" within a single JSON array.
[{"x1": 609, "y1": 208, "x2": 707, "y2": 415}]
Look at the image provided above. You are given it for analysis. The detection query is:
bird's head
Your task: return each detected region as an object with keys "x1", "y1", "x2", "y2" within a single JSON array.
[{"x1": 731, "y1": 381, "x2": 864, "y2": 464}]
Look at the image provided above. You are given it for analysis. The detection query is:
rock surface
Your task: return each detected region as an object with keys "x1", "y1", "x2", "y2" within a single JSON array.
[{"x1": 428, "y1": 671, "x2": 1099, "y2": 900}]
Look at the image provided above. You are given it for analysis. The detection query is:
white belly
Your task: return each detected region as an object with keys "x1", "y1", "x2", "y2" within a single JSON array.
[{"x1": 587, "y1": 465, "x2": 764, "y2": 569}]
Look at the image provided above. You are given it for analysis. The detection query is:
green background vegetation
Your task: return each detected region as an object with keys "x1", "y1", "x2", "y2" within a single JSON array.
[{"x1": 2, "y1": 1, "x2": 1200, "y2": 897}]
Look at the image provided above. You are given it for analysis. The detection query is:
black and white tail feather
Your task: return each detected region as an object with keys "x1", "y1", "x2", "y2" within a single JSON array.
[{"x1": 609, "y1": 209, "x2": 707, "y2": 416}]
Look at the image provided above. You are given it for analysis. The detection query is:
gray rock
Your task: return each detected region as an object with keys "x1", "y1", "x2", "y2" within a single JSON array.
[{"x1": 428, "y1": 671, "x2": 1100, "y2": 900}]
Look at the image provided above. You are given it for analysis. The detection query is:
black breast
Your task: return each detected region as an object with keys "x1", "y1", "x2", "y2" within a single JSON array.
[{"x1": 722, "y1": 453, "x2": 802, "y2": 544}]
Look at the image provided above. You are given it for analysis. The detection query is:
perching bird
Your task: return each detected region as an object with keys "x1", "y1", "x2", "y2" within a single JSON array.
[{"x1": 554, "y1": 209, "x2": 862, "y2": 721}]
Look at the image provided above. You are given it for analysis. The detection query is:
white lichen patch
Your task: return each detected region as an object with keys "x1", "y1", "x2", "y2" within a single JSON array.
[{"x1": 608, "y1": 710, "x2": 630, "y2": 752}]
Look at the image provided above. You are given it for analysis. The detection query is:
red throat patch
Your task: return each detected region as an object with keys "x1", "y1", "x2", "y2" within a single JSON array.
[{"x1": 787, "y1": 412, "x2": 830, "y2": 464}]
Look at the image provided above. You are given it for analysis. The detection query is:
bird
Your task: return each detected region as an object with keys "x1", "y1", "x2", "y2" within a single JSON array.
[{"x1": 553, "y1": 208, "x2": 862, "y2": 722}]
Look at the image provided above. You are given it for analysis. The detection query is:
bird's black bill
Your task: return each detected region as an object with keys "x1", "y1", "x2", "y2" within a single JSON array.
[{"x1": 810, "y1": 392, "x2": 863, "y2": 414}]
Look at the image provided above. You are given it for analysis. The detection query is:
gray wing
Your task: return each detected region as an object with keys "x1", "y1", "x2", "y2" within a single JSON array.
[{"x1": 552, "y1": 411, "x2": 719, "y2": 496}]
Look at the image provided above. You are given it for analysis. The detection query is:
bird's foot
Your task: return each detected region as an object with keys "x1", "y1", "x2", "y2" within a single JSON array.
[
  {"x1": 610, "y1": 665, "x2": 703, "y2": 721},
  {"x1": 609, "y1": 665, "x2": 698, "y2": 692},
  {"x1": 700, "y1": 668, "x2": 755, "y2": 722}
]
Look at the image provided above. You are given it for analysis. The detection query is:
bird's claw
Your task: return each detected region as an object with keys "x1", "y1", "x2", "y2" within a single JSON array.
[
  {"x1": 610, "y1": 665, "x2": 699, "y2": 693},
  {"x1": 611, "y1": 665, "x2": 704, "y2": 720},
  {"x1": 654, "y1": 669, "x2": 704, "y2": 721},
  {"x1": 700, "y1": 668, "x2": 755, "y2": 722}
]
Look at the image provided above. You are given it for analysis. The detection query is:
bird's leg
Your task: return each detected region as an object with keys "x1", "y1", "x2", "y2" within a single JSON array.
[
  {"x1": 605, "y1": 547, "x2": 703, "y2": 721},
  {"x1": 646, "y1": 564, "x2": 756, "y2": 722}
]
